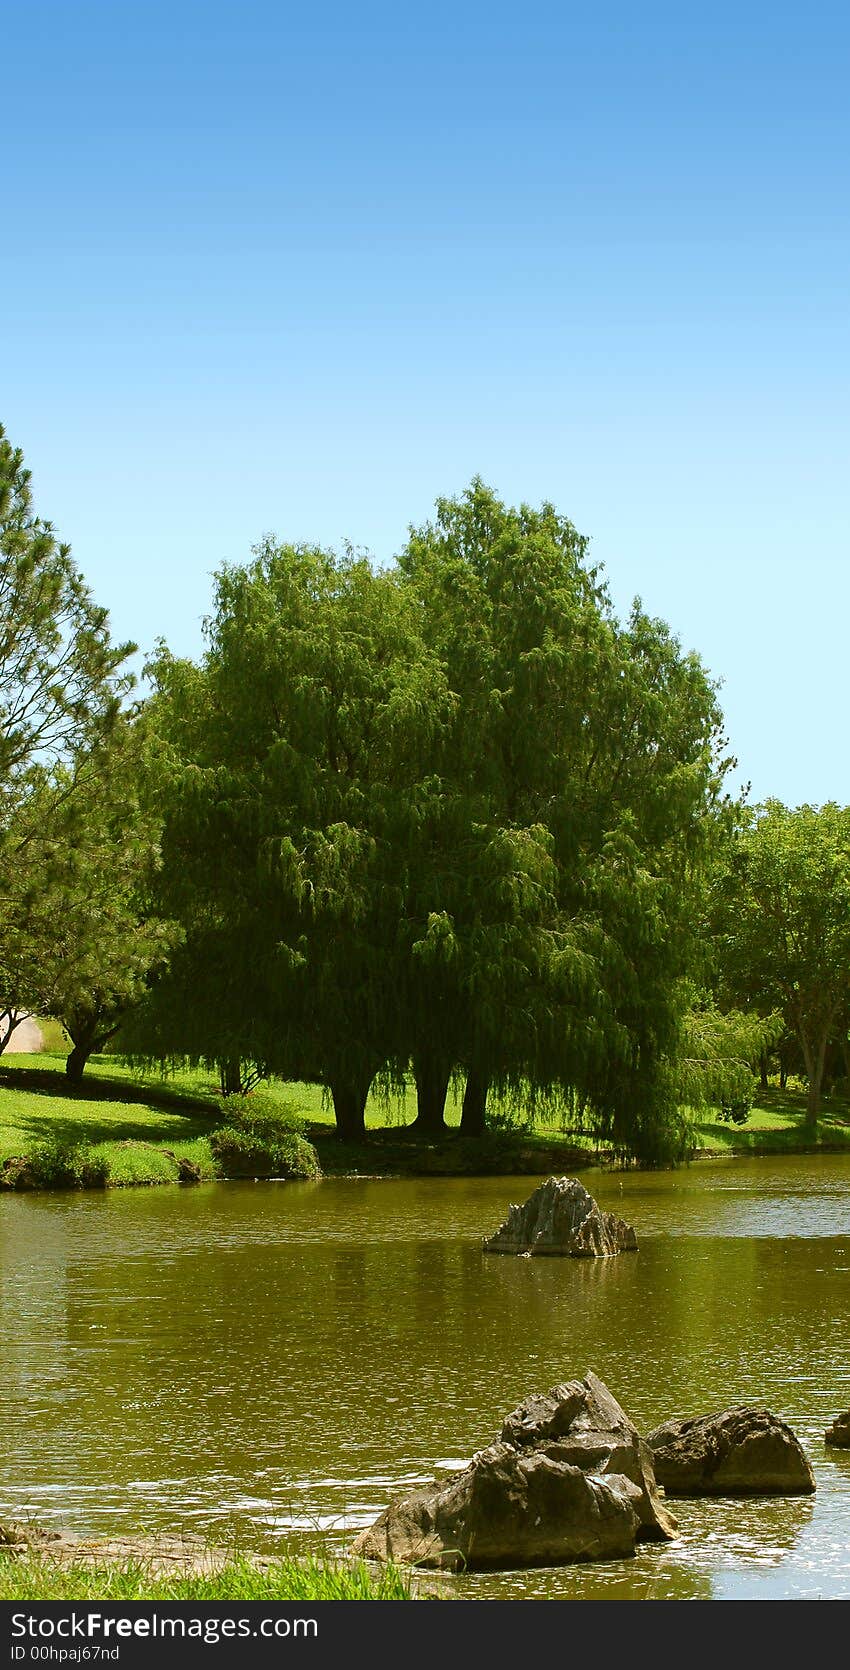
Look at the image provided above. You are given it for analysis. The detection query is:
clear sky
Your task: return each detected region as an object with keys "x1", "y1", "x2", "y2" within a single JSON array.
[{"x1": 2, "y1": 1, "x2": 847, "y2": 807}]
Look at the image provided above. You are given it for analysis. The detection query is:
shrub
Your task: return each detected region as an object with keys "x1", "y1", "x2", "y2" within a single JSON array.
[
  {"x1": 22, "y1": 1139, "x2": 110, "y2": 1189},
  {"x1": 210, "y1": 1105, "x2": 320, "y2": 1180},
  {"x1": 718, "y1": 1093, "x2": 753, "y2": 1125}
]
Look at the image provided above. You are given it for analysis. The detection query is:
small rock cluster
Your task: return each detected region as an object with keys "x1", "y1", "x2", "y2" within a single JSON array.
[{"x1": 353, "y1": 1375, "x2": 820, "y2": 1572}]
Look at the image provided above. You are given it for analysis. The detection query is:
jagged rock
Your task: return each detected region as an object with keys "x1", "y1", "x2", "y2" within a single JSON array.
[
  {"x1": 499, "y1": 1370, "x2": 676, "y2": 1541},
  {"x1": 0, "y1": 1522, "x2": 60, "y2": 1547},
  {"x1": 482, "y1": 1176, "x2": 638, "y2": 1257},
  {"x1": 352, "y1": 1371, "x2": 675, "y2": 1569},
  {"x1": 648, "y1": 1406, "x2": 816, "y2": 1495},
  {"x1": 825, "y1": 1410, "x2": 850, "y2": 1448}
]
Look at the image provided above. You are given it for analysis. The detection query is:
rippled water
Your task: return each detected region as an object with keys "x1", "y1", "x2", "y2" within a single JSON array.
[{"x1": 2, "y1": 1157, "x2": 849, "y2": 1599}]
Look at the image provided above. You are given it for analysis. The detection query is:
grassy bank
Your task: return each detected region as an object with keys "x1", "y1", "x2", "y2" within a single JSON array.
[
  {"x1": 0, "y1": 1550, "x2": 413, "y2": 1601},
  {"x1": 1, "y1": 1052, "x2": 849, "y2": 1190}
]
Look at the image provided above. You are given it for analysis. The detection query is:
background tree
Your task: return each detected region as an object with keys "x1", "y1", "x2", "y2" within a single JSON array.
[
  {"x1": 1, "y1": 423, "x2": 137, "y2": 1055},
  {"x1": 712, "y1": 800, "x2": 850, "y2": 1129},
  {"x1": 1, "y1": 714, "x2": 177, "y2": 1079},
  {"x1": 0, "y1": 423, "x2": 134, "y2": 801}
]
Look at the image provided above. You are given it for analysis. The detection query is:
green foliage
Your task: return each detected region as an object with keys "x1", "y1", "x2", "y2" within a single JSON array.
[
  {"x1": 20, "y1": 1137, "x2": 110, "y2": 1189},
  {"x1": 210, "y1": 1103, "x2": 321, "y2": 1179},
  {"x1": 712, "y1": 800, "x2": 850, "y2": 1125},
  {"x1": 396, "y1": 480, "x2": 734, "y2": 1158},
  {"x1": 673, "y1": 997, "x2": 782, "y2": 1114},
  {"x1": 3, "y1": 713, "x2": 179, "y2": 1073},
  {"x1": 0, "y1": 425, "x2": 158, "y2": 1067},
  {"x1": 0, "y1": 423, "x2": 134, "y2": 793},
  {"x1": 108, "y1": 481, "x2": 733, "y2": 1160}
]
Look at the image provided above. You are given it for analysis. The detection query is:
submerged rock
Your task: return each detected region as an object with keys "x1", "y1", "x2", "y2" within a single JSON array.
[
  {"x1": 351, "y1": 1370, "x2": 675, "y2": 1570},
  {"x1": 482, "y1": 1176, "x2": 638, "y2": 1257},
  {"x1": 648, "y1": 1406, "x2": 816, "y2": 1496},
  {"x1": 825, "y1": 1410, "x2": 850, "y2": 1448}
]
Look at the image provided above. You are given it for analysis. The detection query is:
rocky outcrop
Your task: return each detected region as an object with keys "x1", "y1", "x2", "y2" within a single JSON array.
[
  {"x1": 649, "y1": 1406, "x2": 816, "y2": 1495},
  {"x1": 825, "y1": 1410, "x2": 850, "y2": 1448},
  {"x1": 352, "y1": 1371, "x2": 675, "y2": 1570},
  {"x1": 483, "y1": 1176, "x2": 638, "y2": 1257}
]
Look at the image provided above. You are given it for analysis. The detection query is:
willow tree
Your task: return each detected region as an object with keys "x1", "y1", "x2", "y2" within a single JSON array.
[
  {"x1": 133, "y1": 542, "x2": 450, "y2": 1136},
  {"x1": 396, "y1": 480, "x2": 732, "y2": 1157}
]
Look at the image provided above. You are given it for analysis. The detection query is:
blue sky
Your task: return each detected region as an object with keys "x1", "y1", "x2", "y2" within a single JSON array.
[{"x1": 2, "y1": 1, "x2": 848, "y2": 806}]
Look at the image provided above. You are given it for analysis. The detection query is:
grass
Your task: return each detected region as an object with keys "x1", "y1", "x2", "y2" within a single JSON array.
[
  {"x1": 691, "y1": 1088, "x2": 850, "y2": 1155},
  {"x1": 0, "y1": 1055, "x2": 222, "y2": 1185},
  {"x1": 2, "y1": 1052, "x2": 849, "y2": 1190},
  {"x1": 0, "y1": 1550, "x2": 414, "y2": 1600}
]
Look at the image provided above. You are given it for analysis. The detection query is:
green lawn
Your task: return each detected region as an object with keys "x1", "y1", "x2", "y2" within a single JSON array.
[
  {"x1": 691, "y1": 1088, "x2": 850, "y2": 1154},
  {"x1": 2, "y1": 1052, "x2": 849, "y2": 1189}
]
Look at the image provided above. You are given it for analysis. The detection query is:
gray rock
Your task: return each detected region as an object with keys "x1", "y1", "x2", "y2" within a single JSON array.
[
  {"x1": 649, "y1": 1406, "x2": 816, "y2": 1495},
  {"x1": 825, "y1": 1410, "x2": 850, "y2": 1448},
  {"x1": 482, "y1": 1176, "x2": 638, "y2": 1257},
  {"x1": 352, "y1": 1371, "x2": 675, "y2": 1570}
]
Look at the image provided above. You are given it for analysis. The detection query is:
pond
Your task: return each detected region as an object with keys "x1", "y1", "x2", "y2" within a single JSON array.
[{"x1": 2, "y1": 1158, "x2": 849, "y2": 1599}]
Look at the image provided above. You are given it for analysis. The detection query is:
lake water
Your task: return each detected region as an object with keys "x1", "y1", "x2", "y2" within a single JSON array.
[{"x1": 2, "y1": 1158, "x2": 849, "y2": 1599}]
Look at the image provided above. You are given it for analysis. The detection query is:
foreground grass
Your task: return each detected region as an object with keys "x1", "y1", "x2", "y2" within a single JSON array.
[{"x1": 0, "y1": 1551, "x2": 413, "y2": 1601}]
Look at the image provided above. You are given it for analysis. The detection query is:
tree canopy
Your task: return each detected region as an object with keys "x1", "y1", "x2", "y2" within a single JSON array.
[
  {"x1": 711, "y1": 800, "x2": 850, "y2": 1127},
  {"x1": 0, "y1": 424, "x2": 138, "y2": 1054},
  {"x1": 131, "y1": 484, "x2": 737, "y2": 1159}
]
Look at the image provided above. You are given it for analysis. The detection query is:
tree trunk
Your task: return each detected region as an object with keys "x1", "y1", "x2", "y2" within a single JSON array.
[
  {"x1": 66, "y1": 1041, "x2": 92, "y2": 1083},
  {"x1": 460, "y1": 1069, "x2": 489, "y2": 1137},
  {"x1": 329, "y1": 1075, "x2": 371, "y2": 1142},
  {"x1": 411, "y1": 1058, "x2": 451, "y2": 1135},
  {"x1": 759, "y1": 1051, "x2": 769, "y2": 1091},
  {"x1": 800, "y1": 1031, "x2": 828, "y2": 1132},
  {"x1": 219, "y1": 1057, "x2": 244, "y2": 1096}
]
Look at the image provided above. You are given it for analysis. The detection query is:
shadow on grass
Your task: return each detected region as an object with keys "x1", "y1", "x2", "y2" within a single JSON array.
[
  {"x1": 0, "y1": 1063, "x2": 218, "y2": 1120},
  {"x1": 695, "y1": 1110, "x2": 850, "y2": 1155},
  {"x1": 310, "y1": 1124, "x2": 596, "y2": 1176},
  {"x1": 4, "y1": 1109, "x2": 216, "y2": 1149},
  {"x1": 751, "y1": 1087, "x2": 850, "y2": 1124}
]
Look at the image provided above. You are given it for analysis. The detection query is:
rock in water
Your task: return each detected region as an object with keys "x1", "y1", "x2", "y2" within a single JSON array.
[
  {"x1": 351, "y1": 1370, "x2": 675, "y2": 1570},
  {"x1": 498, "y1": 1370, "x2": 676, "y2": 1541},
  {"x1": 648, "y1": 1407, "x2": 816, "y2": 1495},
  {"x1": 825, "y1": 1410, "x2": 850, "y2": 1448},
  {"x1": 482, "y1": 1175, "x2": 638, "y2": 1257}
]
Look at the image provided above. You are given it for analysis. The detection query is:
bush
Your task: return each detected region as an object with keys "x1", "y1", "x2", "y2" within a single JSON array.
[
  {"x1": 717, "y1": 1094, "x2": 753, "y2": 1126},
  {"x1": 22, "y1": 1139, "x2": 110, "y2": 1189},
  {"x1": 210, "y1": 1104, "x2": 320, "y2": 1180}
]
